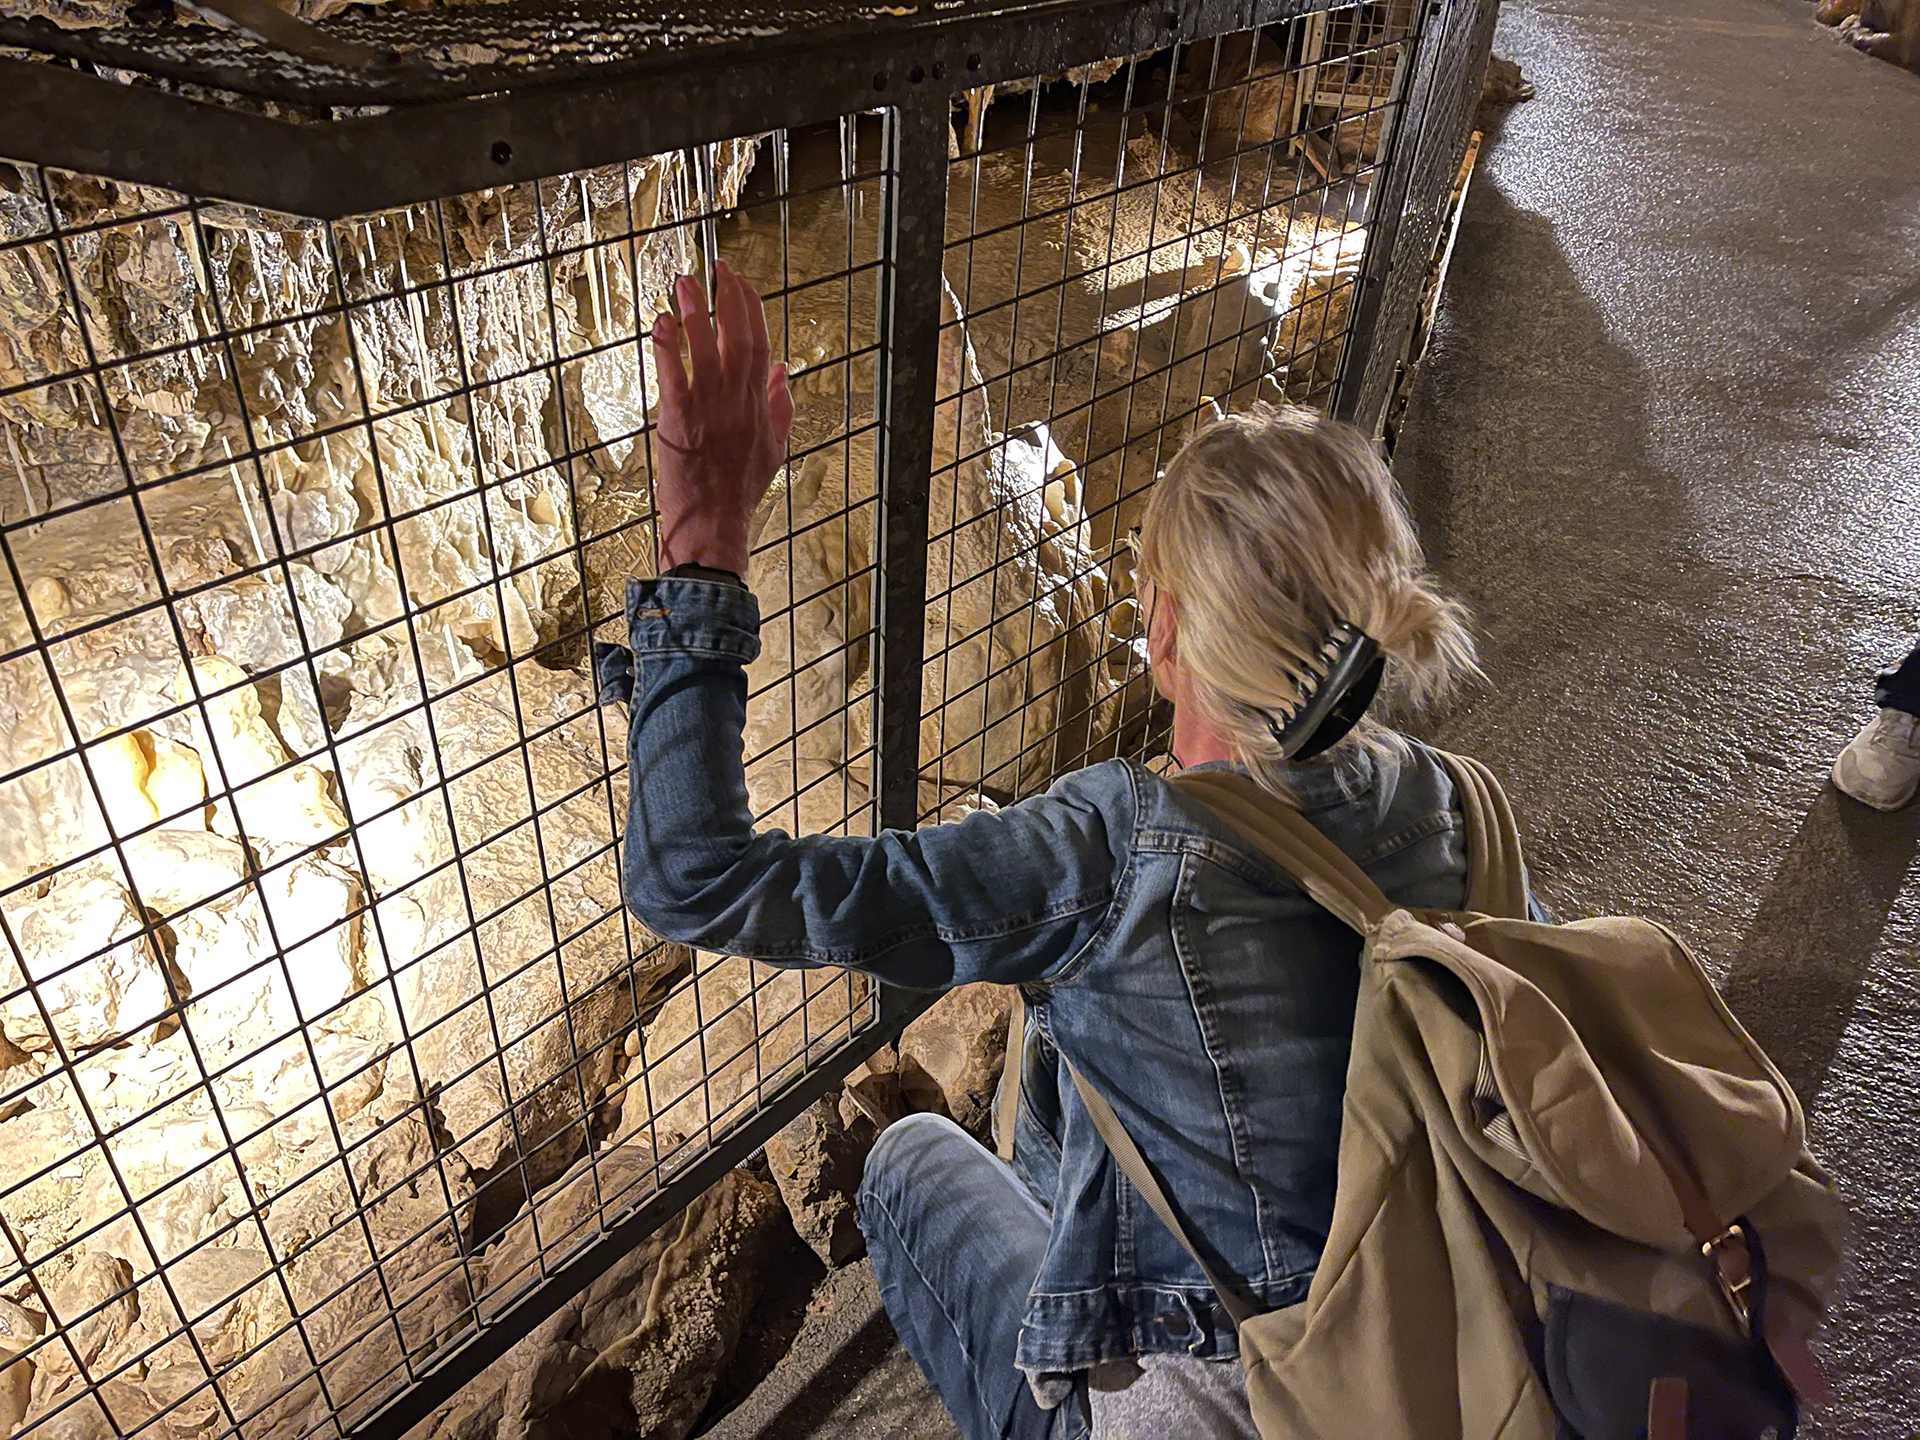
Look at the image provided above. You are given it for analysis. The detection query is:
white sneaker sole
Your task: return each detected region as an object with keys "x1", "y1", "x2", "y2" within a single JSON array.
[{"x1": 1831, "y1": 755, "x2": 1919, "y2": 812}]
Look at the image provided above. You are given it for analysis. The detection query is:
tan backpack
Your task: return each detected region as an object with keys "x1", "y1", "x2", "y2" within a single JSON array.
[{"x1": 1005, "y1": 753, "x2": 1846, "y2": 1439}]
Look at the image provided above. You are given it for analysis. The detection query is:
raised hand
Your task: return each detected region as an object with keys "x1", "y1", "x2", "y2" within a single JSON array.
[{"x1": 649, "y1": 261, "x2": 794, "y2": 578}]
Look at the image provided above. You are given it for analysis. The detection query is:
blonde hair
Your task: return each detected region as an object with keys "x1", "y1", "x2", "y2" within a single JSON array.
[{"x1": 1135, "y1": 403, "x2": 1476, "y2": 795}]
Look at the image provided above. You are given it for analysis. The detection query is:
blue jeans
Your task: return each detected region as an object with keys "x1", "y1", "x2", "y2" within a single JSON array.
[{"x1": 859, "y1": 1113, "x2": 1093, "y2": 1440}]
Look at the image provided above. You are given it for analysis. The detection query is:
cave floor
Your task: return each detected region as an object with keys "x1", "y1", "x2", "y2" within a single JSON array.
[{"x1": 694, "y1": 0, "x2": 1920, "y2": 1433}]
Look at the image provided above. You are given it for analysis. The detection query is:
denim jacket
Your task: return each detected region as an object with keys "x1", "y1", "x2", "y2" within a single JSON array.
[{"x1": 602, "y1": 575, "x2": 1472, "y2": 1380}]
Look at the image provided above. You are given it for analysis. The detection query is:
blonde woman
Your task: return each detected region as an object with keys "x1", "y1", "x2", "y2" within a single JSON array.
[{"x1": 610, "y1": 265, "x2": 1488, "y2": 1440}]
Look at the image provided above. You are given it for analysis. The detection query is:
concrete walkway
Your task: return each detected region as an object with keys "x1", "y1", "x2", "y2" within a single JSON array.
[
  {"x1": 702, "y1": 0, "x2": 1920, "y2": 1432},
  {"x1": 1401, "y1": 0, "x2": 1920, "y2": 1432}
]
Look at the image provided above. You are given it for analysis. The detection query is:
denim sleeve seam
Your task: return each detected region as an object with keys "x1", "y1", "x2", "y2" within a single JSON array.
[
  {"x1": 1347, "y1": 810, "x2": 1457, "y2": 866},
  {"x1": 1046, "y1": 762, "x2": 1139, "y2": 987},
  {"x1": 677, "y1": 891, "x2": 1114, "y2": 969},
  {"x1": 630, "y1": 642, "x2": 757, "y2": 659}
]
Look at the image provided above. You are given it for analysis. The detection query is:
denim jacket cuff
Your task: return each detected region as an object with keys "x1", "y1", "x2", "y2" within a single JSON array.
[{"x1": 592, "y1": 575, "x2": 762, "y2": 707}]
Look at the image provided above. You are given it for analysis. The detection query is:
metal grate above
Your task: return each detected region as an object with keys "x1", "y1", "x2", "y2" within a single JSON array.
[{"x1": 4, "y1": 0, "x2": 1066, "y2": 109}]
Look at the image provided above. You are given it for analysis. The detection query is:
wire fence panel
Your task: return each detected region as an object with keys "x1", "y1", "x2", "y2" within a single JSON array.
[
  {"x1": 0, "y1": 141, "x2": 885, "y2": 1440},
  {"x1": 929, "y1": 13, "x2": 1419, "y2": 807},
  {"x1": 0, "y1": 0, "x2": 1492, "y2": 1435}
]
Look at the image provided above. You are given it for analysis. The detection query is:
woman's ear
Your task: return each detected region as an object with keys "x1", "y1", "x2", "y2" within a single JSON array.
[{"x1": 1145, "y1": 585, "x2": 1180, "y2": 700}]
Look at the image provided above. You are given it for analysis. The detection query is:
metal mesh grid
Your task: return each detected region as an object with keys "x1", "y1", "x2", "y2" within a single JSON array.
[
  {"x1": 0, "y1": 0, "x2": 1479, "y2": 1434},
  {"x1": 0, "y1": 136, "x2": 883, "y2": 1440},
  {"x1": 928, "y1": 15, "x2": 1410, "y2": 805},
  {"x1": 1342, "y1": 0, "x2": 1498, "y2": 435}
]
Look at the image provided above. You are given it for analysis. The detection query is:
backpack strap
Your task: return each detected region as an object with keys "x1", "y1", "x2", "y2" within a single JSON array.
[
  {"x1": 1433, "y1": 750, "x2": 1530, "y2": 920},
  {"x1": 991, "y1": 995, "x2": 1257, "y2": 1329},
  {"x1": 1172, "y1": 752, "x2": 1530, "y2": 930},
  {"x1": 1647, "y1": 1377, "x2": 1689, "y2": 1440},
  {"x1": 997, "y1": 755, "x2": 1834, "y2": 1410},
  {"x1": 993, "y1": 768, "x2": 1400, "y2": 1315},
  {"x1": 995, "y1": 997, "x2": 1023, "y2": 1164},
  {"x1": 1607, "y1": 1074, "x2": 1835, "y2": 1408},
  {"x1": 1065, "y1": 1057, "x2": 1261, "y2": 1327},
  {"x1": 997, "y1": 766, "x2": 1400, "y2": 1161}
]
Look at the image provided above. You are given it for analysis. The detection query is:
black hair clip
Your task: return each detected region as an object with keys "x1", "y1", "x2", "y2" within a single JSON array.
[{"x1": 1264, "y1": 620, "x2": 1385, "y2": 761}]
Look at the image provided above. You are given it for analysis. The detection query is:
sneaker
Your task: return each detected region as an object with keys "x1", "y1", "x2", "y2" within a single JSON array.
[{"x1": 1832, "y1": 708, "x2": 1920, "y2": 810}]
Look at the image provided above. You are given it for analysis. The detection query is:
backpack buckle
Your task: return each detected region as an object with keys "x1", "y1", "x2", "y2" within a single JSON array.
[{"x1": 1701, "y1": 1223, "x2": 1753, "y2": 1334}]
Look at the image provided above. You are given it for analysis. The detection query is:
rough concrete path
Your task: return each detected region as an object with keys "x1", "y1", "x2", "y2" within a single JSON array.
[
  {"x1": 1402, "y1": 0, "x2": 1920, "y2": 1433},
  {"x1": 699, "y1": 0, "x2": 1920, "y2": 1432}
]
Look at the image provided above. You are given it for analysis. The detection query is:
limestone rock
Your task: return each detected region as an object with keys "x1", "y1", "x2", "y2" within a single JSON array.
[
  {"x1": 352, "y1": 659, "x2": 680, "y2": 1192},
  {"x1": 141, "y1": 734, "x2": 209, "y2": 830},
  {"x1": 838, "y1": 1044, "x2": 902, "y2": 1133},
  {"x1": 73, "y1": 728, "x2": 209, "y2": 844},
  {"x1": 0, "y1": 1356, "x2": 31, "y2": 1440},
  {"x1": 173, "y1": 657, "x2": 349, "y2": 849},
  {"x1": 82, "y1": 1095, "x2": 479, "y2": 1438},
  {"x1": 764, "y1": 1093, "x2": 871, "y2": 1266},
  {"x1": 638, "y1": 953, "x2": 871, "y2": 1154},
  {"x1": 119, "y1": 828, "x2": 247, "y2": 917},
  {"x1": 725, "y1": 175, "x2": 1150, "y2": 803},
  {"x1": 423, "y1": 1153, "x2": 785, "y2": 1440},
  {"x1": 1479, "y1": 54, "x2": 1536, "y2": 112},
  {"x1": 0, "y1": 1033, "x2": 39, "y2": 1122},
  {"x1": 173, "y1": 565, "x2": 348, "y2": 761},
  {"x1": 38, "y1": 1253, "x2": 137, "y2": 1380},
  {"x1": 0, "y1": 1067, "x2": 473, "y2": 1439},
  {"x1": 1271, "y1": 226, "x2": 1367, "y2": 403},
  {"x1": 25, "y1": 1378, "x2": 161, "y2": 1440},
  {"x1": 0, "y1": 860, "x2": 168, "y2": 1053},
  {"x1": 0, "y1": 602, "x2": 186, "y2": 888},
  {"x1": 0, "y1": 1298, "x2": 43, "y2": 1440},
  {"x1": 0, "y1": 1299, "x2": 43, "y2": 1358},
  {"x1": 0, "y1": 1105, "x2": 112, "y2": 1292},
  {"x1": 0, "y1": 124, "x2": 838, "y2": 1440},
  {"x1": 593, "y1": 1165, "x2": 788, "y2": 1440},
  {"x1": 897, "y1": 984, "x2": 1016, "y2": 1139},
  {"x1": 84, "y1": 730, "x2": 158, "y2": 838},
  {"x1": 163, "y1": 844, "x2": 362, "y2": 1066},
  {"x1": 1176, "y1": 29, "x2": 1301, "y2": 182}
]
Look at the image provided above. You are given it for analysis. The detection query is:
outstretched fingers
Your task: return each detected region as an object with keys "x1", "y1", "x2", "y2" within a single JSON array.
[
  {"x1": 713, "y1": 262, "x2": 774, "y2": 391},
  {"x1": 650, "y1": 309, "x2": 692, "y2": 441},
  {"x1": 767, "y1": 362, "x2": 793, "y2": 450},
  {"x1": 675, "y1": 274, "x2": 721, "y2": 390}
]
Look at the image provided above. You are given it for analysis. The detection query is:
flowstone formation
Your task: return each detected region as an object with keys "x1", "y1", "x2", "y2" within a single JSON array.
[
  {"x1": 0, "y1": 47, "x2": 1377, "y2": 1436},
  {"x1": 0, "y1": 146, "x2": 764, "y2": 1440}
]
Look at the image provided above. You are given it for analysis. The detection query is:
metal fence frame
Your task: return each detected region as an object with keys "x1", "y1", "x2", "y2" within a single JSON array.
[{"x1": 0, "y1": 0, "x2": 1494, "y2": 1432}]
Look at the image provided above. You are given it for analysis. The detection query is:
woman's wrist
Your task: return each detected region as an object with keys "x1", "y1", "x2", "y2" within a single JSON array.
[
  {"x1": 657, "y1": 517, "x2": 750, "y2": 577},
  {"x1": 664, "y1": 561, "x2": 747, "y2": 589}
]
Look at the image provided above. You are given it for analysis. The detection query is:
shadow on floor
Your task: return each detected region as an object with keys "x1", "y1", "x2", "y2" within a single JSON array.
[
  {"x1": 705, "y1": 1311, "x2": 913, "y2": 1440},
  {"x1": 1399, "y1": 173, "x2": 1747, "y2": 930},
  {"x1": 1720, "y1": 789, "x2": 1920, "y2": 1110}
]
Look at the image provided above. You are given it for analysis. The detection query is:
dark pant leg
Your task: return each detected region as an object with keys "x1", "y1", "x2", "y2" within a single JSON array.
[
  {"x1": 857, "y1": 1113, "x2": 1091, "y2": 1440},
  {"x1": 1875, "y1": 637, "x2": 1920, "y2": 715}
]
